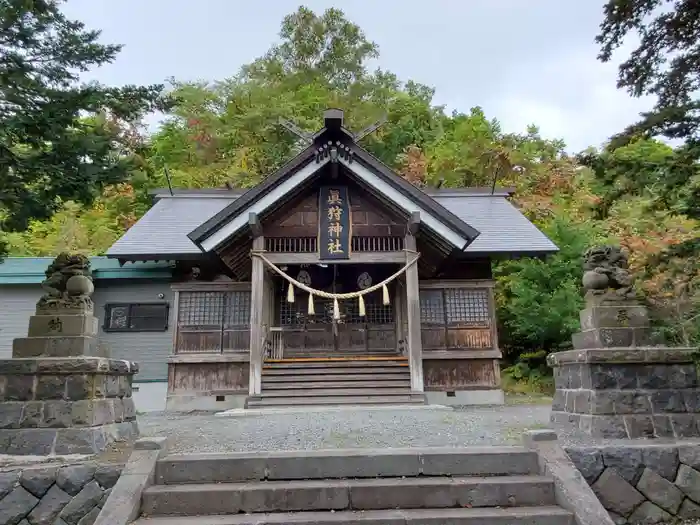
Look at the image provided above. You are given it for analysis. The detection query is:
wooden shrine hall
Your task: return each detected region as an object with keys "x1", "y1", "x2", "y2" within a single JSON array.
[{"x1": 107, "y1": 108, "x2": 558, "y2": 410}]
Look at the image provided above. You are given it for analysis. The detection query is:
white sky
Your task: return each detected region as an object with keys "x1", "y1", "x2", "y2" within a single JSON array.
[{"x1": 62, "y1": 0, "x2": 655, "y2": 152}]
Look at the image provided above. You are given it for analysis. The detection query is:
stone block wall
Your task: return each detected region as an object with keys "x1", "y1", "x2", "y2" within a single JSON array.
[
  {"x1": 0, "y1": 461, "x2": 121, "y2": 525},
  {"x1": 550, "y1": 348, "x2": 700, "y2": 438},
  {"x1": 0, "y1": 358, "x2": 138, "y2": 454},
  {"x1": 566, "y1": 443, "x2": 700, "y2": 524}
]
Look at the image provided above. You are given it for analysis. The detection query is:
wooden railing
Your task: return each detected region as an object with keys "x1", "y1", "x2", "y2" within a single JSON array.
[
  {"x1": 264, "y1": 236, "x2": 404, "y2": 253},
  {"x1": 266, "y1": 327, "x2": 284, "y2": 360}
]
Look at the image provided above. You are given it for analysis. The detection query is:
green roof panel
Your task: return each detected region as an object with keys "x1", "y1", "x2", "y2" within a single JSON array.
[{"x1": 0, "y1": 257, "x2": 173, "y2": 285}]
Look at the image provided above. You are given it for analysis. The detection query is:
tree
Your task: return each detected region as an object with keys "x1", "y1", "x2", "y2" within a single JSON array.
[
  {"x1": 494, "y1": 217, "x2": 600, "y2": 356},
  {"x1": 0, "y1": 0, "x2": 169, "y2": 258},
  {"x1": 243, "y1": 6, "x2": 379, "y2": 89},
  {"x1": 595, "y1": 1, "x2": 700, "y2": 227},
  {"x1": 597, "y1": 0, "x2": 700, "y2": 148},
  {"x1": 149, "y1": 7, "x2": 446, "y2": 186}
]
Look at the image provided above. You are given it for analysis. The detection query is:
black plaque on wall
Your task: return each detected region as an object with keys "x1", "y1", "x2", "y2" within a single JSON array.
[{"x1": 318, "y1": 186, "x2": 351, "y2": 260}]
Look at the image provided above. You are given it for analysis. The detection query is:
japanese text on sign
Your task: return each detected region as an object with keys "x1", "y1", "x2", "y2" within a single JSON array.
[{"x1": 319, "y1": 186, "x2": 351, "y2": 260}]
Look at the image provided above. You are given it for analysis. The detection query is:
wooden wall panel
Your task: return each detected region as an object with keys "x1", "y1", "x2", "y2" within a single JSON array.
[
  {"x1": 168, "y1": 361, "x2": 249, "y2": 394},
  {"x1": 262, "y1": 181, "x2": 405, "y2": 238},
  {"x1": 423, "y1": 359, "x2": 499, "y2": 390},
  {"x1": 437, "y1": 259, "x2": 493, "y2": 280}
]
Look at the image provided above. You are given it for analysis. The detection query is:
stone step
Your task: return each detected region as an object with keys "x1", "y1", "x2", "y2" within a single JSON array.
[
  {"x1": 261, "y1": 380, "x2": 411, "y2": 389},
  {"x1": 155, "y1": 447, "x2": 541, "y2": 484},
  {"x1": 141, "y1": 475, "x2": 556, "y2": 516},
  {"x1": 262, "y1": 373, "x2": 410, "y2": 383},
  {"x1": 263, "y1": 366, "x2": 409, "y2": 376},
  {"x1": 264, "y1": 360, "x2": 408, "y2": 369},
  {"x1": 247, "y1": 395, "x2": 424, "y2": 407},
  {"x1": 132, "y1": 506, "x2": 574, "y2": 525},
  {"x1": 257, "y1": 388, "x2": 413, "y2": 397},
  {"x1": 280, "y1": 350, "x2": 402, "y2": 355}
]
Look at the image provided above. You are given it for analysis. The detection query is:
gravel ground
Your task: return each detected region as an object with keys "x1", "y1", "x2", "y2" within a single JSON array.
[{"x1": 137, "y1": 404, "x2": 553, "y2": 454}]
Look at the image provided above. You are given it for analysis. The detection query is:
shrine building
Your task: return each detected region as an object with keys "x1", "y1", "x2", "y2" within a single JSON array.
[{"x1": 106, "y1": 109, "x2": 558, "y2": 411}]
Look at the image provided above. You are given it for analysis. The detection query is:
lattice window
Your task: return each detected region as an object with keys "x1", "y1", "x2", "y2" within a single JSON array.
[
  {"x1": 178, "y1": 292, "x2": 224, "y2": 326},
  {"x1": 419, "y1": 288, "x2": 491, "y2": 327},
  {"x1": 178, "y1": 291, "x2": 251, "y2": 328},
  {"x1": 445, "y1": 288, "x2": 490, "y2": 326},
  {"x1": 279, "y1": 290, "x2": 327, "y2": 326},
  {"x1": 419, "y1": 289, "x2": 445, "y2": 324},
  {"x1": 223, "y1": 291, "x2": 251, "y2": 327},
  {"x1": 345, "y1": 296, "x2": 394, "y2": 324},
  {"x1": 279, "y1": 290, "x2": 393, "y2": 325}
]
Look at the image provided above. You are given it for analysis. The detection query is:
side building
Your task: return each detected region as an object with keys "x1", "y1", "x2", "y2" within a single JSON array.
[{"x1": 0, "y1": 256, "x2": 175, "y2": 385}]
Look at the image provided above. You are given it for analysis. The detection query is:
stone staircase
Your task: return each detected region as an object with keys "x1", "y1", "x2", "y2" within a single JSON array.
[
  {"x1": 246, "y1": 357, "x2": 426, "y2": 408},
  {"x1": 132, "y1": 447, "x2": 574, "y2": 524}
]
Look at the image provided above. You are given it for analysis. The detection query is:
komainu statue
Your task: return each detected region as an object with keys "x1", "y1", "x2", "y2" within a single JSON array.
[
  {"x1": 582, "y1": 245, "x2": 637, "y2": 303},
  {"x1": 37, "y1": 253, "x2": 94, "y2": 310}
]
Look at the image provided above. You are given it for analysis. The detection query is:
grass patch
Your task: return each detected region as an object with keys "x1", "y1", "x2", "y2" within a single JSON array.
[
  {"x1": 505, "y1": 393, "x2": 553, "y2": 406},
  {"x1": 501, "y1": 373, "x2": 554, "y2": 406}
]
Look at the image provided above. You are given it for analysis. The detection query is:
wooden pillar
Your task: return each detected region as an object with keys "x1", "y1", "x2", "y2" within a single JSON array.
[
  {"x1": 171, "y1": 289, "x2": 180, "y2": 354},
  {"x1": 487, "y1": 284, "x2": 502, "y2": 387},
  {"x1": 405, "y1": 213, "x2": 423, "y2": 392},
  {"x1": 249, "y1": 214, "x2": 265, "y2": 396},
  {"x1": 394, "y1": 281, "x2": 404, "y2": 354}
]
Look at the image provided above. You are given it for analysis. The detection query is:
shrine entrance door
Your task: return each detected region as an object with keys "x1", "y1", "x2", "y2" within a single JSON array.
[{"x1": 274, "y1": 263, "x2": 399, "y2": 358}]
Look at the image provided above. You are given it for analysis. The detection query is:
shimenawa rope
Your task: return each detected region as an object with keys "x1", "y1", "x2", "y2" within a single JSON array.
[{"x1": 251, "y1": 250, "x2": 420, "y2": 319}]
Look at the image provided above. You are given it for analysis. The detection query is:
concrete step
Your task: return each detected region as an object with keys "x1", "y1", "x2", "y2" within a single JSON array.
[
  {"x1": 141, "y1": 475, "x2": 556, "y2": 516},
  {"x1": 262, "y1": 373, "x2": 410, "y2": 382},
  {"x1": 155, "y1": 447, "x2": 541, "y2": 484},
  {"x1": 257, "y1": 388, "x2": 413, "y2": 397},
  {"x1": 263, "y1": 366, "x2": 409, "y2": 376},
  {"x1": 261, "y1": 380, "x2": 411, "y2": 389},
  {"x1": 132, "y1": 506, "x2": 574, "y2": 524},
  {"x1": 247, "y1": 395, "x2": 424, "y2": 407}
]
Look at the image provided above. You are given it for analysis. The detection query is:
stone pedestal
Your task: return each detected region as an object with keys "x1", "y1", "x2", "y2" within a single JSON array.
[
  {"x1": 0, "y1": 299, "x2": 138, "y2": 455},
  {"x1": 12, "y1": 306, "x2": 109, "y2": 358},
  {"x1": 0, "y1": 357, "x2": 139, "y2": 454},
  {"x1": 549, "y1": 303, "x2": 700, "y2": 439}
]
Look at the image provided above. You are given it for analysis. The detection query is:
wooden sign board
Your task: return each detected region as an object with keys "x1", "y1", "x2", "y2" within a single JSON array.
[{"x1": 318, "y1": 186, "x2": 351, "y2": 260}]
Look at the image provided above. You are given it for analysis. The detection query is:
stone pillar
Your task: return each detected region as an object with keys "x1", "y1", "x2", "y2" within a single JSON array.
[
  {"x1": 0, "y1": 254, "x2": 139, "y2": 455},
  {"x1": 549, "y1": 248, "x2": 700, "y2": 438}
]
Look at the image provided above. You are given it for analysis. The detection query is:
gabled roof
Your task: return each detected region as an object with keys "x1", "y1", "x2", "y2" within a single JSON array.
[
  {"x1": 106, "y1": 108, "x2": 559, "y2": 261},
  {"x1": 187, "y1": 110, "x2": 481, "y2": 253},
  {"x1": 106, "y1": 189, "x2": 558, "y2": 260},
  {"x1": 187, "y1": 144, "x2": 321, "y2": 251}
]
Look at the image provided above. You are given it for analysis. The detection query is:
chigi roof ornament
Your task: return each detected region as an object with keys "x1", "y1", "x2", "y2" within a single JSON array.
[
  {"x1": 316, "y1": 141, "x2": 353, "y2": 164},
  {"x1": 279, "y1": 108, "x2": 387, "y2": 164}
]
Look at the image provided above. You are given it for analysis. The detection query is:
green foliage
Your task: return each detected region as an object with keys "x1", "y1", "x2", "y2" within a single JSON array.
[
  {"x1": 503, "y1": 350, "x2": 545, "y2": 381},
  {"x1": 579, "y1": 139, "x2": 700, "y2": 222},
  {"x1": 502, "y1": 350, "x2": 555, "y2": 395},
  {"x1": 495, "y1": 217, "x2": 601, "y2": 357},
  {"x1": 0, "y1": 0, "x2": 169, "y2": 258}
]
